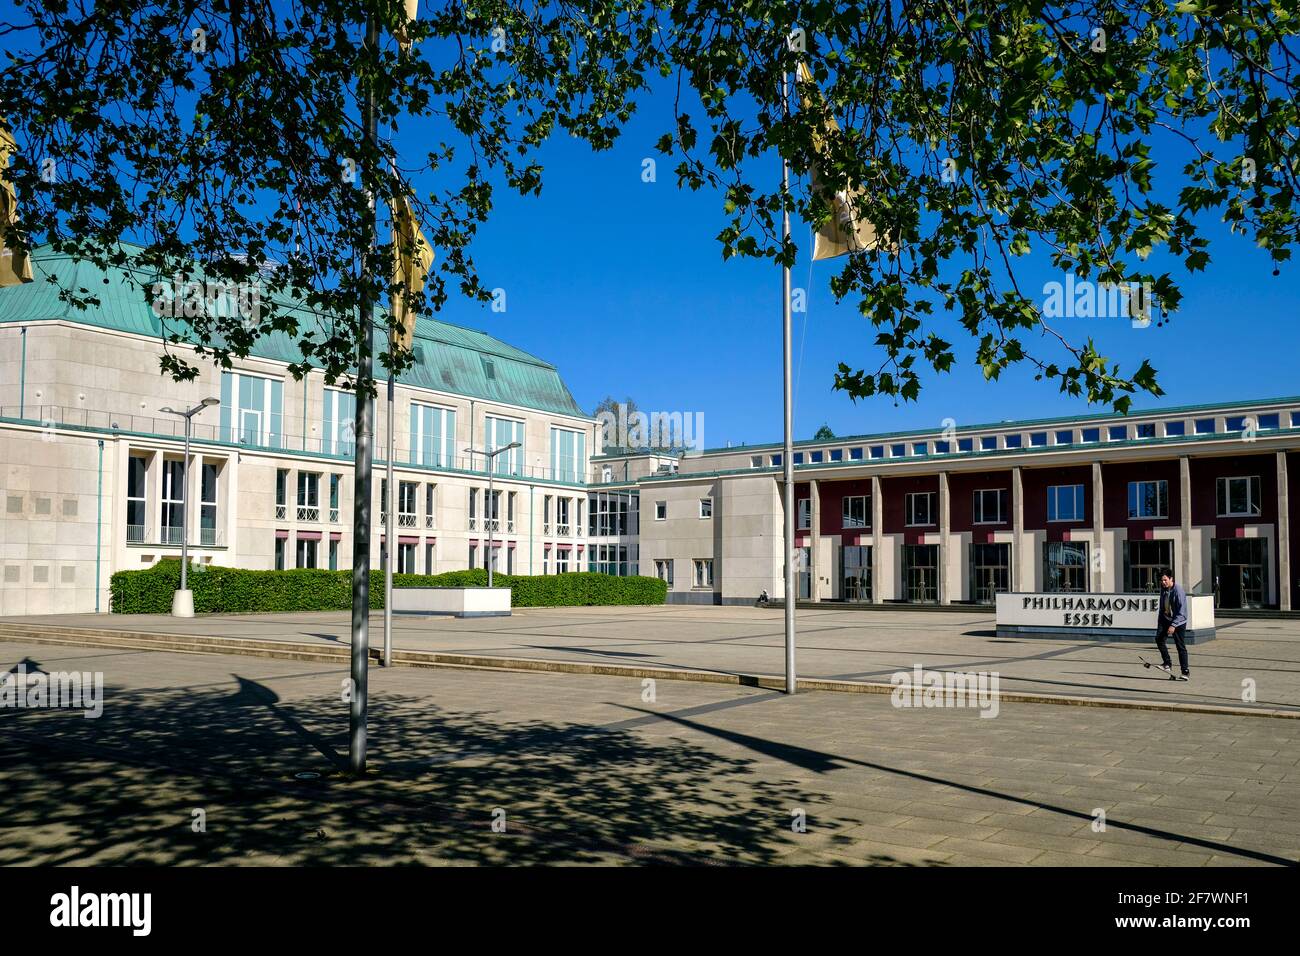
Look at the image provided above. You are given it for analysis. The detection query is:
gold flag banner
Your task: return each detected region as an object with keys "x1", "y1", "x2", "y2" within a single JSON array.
[
  {"x1": 390, "y1": 193, "x2": 434, "y2": 354},
  {"x1": 796, "y1": 63, "x2": 888, "y2": 261},
  {"x1": 393, "y1": 0, "x2": 420, "y2": 53},
  {"x1": 0, "y1": 118, "x2": 33, "y2": 287}
]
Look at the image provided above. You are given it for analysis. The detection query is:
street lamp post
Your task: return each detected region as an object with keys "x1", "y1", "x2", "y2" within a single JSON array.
[
  {"x1": 465, "y1": 442, "x2": 520, "y2": 587},
  {"x1": 159, "y1": 397, "x2": 221, "y2": 617}
]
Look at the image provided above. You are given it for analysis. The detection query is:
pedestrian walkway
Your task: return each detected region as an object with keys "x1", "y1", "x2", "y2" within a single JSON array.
[{"x1": 3, "y1": 605, "x2": 1298, "y2": 714}]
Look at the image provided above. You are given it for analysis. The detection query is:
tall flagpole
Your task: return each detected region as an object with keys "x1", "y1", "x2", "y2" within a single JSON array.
[
  {"x1": 781, "y1": 64, "x2": 797, "y2": 695},
  {"x1": 384, "y1": 366, "x2": 394, "y2": 666}
]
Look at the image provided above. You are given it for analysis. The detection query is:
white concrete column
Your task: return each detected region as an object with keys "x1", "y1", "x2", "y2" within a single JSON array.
[
  {"x1": 1179, "y1": 456, "x2": 1192, "y2": 588},
  {"x1": 1092, "y1": 462, "x2": 1105, "y2": 592},
  {"x1": 1011, "y1": 466, "x2": 1024, "y2": 591},
  {"x1": 938, "y1": 471, "x2": 950, "y2": 604},
  {"x1": 871, "y1": 475, "x2": 883, "y2": 604},
  {"x1": 1279, "y1": 451, "x2": 1291, "y2": 611},
  {"x1": 809, "y1": 479, "x2": 821, "y2": 601}
]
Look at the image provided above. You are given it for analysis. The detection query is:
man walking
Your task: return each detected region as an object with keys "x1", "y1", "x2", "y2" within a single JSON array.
[{"x1": 1156, "y1": 569, "x2": 1190, "y2": 681}]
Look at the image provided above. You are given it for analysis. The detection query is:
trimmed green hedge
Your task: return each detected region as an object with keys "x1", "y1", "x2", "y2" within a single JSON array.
[{"x1": 110, "y1": 559, "x2": 667, "y2": 614}]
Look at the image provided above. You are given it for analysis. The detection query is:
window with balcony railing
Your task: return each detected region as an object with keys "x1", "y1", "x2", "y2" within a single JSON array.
[
  {"x1": 398, "y1": 512, "x2": 417, "y2": 528},
  {"x1": 127, "y1": 524, "x2": 146, "y2": 544}
]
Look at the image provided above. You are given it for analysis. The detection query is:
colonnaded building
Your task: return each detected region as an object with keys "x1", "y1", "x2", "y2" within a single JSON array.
[{"x1": 1, "y1": 245, "x2": 1298, "y2": 615}]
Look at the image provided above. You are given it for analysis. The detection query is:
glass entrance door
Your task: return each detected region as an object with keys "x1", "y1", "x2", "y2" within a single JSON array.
[
  {"x1": 1125, "y1": 540, "x2": 1173, "y2": 593},
  {"x1": 970, "y1": 543, "x2": 1011, "y2": 603},
  {"x1": 842, "y1": 545, "x2": 872, "y2": 602},
  {"x1": 1043, "y1": 541, "x2": 1089, "y2": 592},
  {"x1": 1213, "y1": 538, "x2": 1268, "y2": 609},
  {"x1": 902, "y1": 544, "x2": 938, "y2": 603},
  {"x1": 796, "y1": 547, "x2": 812, "y2": 600}
]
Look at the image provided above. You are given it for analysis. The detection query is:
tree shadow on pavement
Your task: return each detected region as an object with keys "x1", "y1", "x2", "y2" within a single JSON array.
[{"x1": 0, "y1": 666, "x2": 858, "y2": 866}]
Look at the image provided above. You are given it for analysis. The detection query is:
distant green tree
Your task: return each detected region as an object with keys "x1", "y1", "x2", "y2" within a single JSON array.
[{"x1": 813, "y1": 424, "x2": 836, "y2": 441}]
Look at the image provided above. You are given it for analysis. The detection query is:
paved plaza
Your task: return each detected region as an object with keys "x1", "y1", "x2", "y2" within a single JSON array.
[
  {"x1": 2, "y1": 634, "x2": 1299, "y2": 866},
  {"x1": 5, "y1": 605, "x2": 1300, "y2": 712}
]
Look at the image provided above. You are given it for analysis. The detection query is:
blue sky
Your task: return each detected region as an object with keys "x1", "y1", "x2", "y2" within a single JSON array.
[{"x1": 427, "y1": 101, "x2": 1300, "y2": 448}]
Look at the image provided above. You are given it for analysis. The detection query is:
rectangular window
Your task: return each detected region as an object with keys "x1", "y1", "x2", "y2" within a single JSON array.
[
  {"x1": 654, "y1": 559, "x2": 674, "y2": 588},
  {"x1": 979, "y1": 436, "x2": 997, "y2": 451},
  {"x1": 219, "y1": 371, "x2": 283, "y2": 449},
  {"x1": 1003, "y1": 434, "x2": 1022, "y2": 449},
  {"x1": 556, "y1": 497, "x2": 571, "y2": 535},
  {"x1": 126, "y1": 455, "x2": 148, "y2": 543},
  {"x1": 750, "y1": 455, "x2": 763, "y2": 468},
  {"x1": 655, "y1": 500, "x2": 667, "y2": 521},
  {"x1": 957, "y1": 438, "x2": 973, "y2": 453},
  {"x1": 1216, "y1": 476, "x2": 1262, "y2": 517},
  {"x1": 424, "y1": 483, "x2": 436, "y2": 528},
  {"x1": 793, "y1": 452, "x2": 805, "y2": 465},
  {"x1": 328, "y1": 538, "x2": 339, "y2": 571},
  {"x1": 322, "y1": 387, "x2": 357, "y2": 456},
  {"x1": 1054, "y1": 430, "x2": 1073, "y2": 445},
  {"x1": 912, "y1": 442, "x2": 927, "y2": 456},
  {"x1": 797, "y1": 498, "x2": 810, "y2": 530},
  {"x1": 550, "y1": 427, "x2": 587, "y2": 483},
  {"x1": 906, "y1": 492, "x2": 935, "y2": 527},
  {"x1": 1163, "y1": 420, "x2": 1185, "y2": 437},
  {"x1": 398, "y1": 481, "x2": 418, "y2": 528},
  {"x1": 699, "y1": 497, "x2": 713, "y2": 519},
  {"x1": 1127, "y1": 480, "x2": 1169, "y2": 519},
  {"x1": 297, "y1": 471, "x2": 320, "y2": 522},
  {"x1": 161, "y1": 459, "x2": 185, "y2": 545},
  {"x1": 275, "y1": 468, "x2": 288, "y2": 520},
  {"x1": 850, "y1": 447, "x2": 864, "y2": 460},
  {"x1": 1029, "y1": 432, "x2": 1047, "y2": 447},
  {"x1": 809, "y1": 450, "x2": 823, "y2": 463},
  {"x1": 199, "y1": 462, "x2": 219, "y2": 546},
  {"x1": 274, "y1": 536, "x2": 286, "y2": 570},
  {"x1": 397, "y1": 541, "x2": 416, "y2": 574},
  {"x1": 1258, "y1": 413, "x2": 1280, "y2": 430},
  {"x1": 1047, "y1": 484, "x2": 1086, "y2": 522},
  {"x1": 424, "y1": 540, "x2": 435, "y2": 573},
  {"x1": 469, "y1": 543, "x2": 478, "y2": 569},
  {"x1": 1081, "y1": 427, "x2": 1100, "y2": 443},
  {"x1": 1125, "y1": 540, "x2": 1173, "y2": 593},
  {"x1": 1136, "y1": 422, "x2": 1156, "y2": 439},
  {"x1": 410, "y1": 403, "x2": 458, "y2": 468},
  {"x1": 329, "y1": 474, "x2": 341, "y2": 523},
  {"x1": 296, "y1": 537, "x2": 318, "y2": 569},
  {"x1": 842, "y1": 495, "x2": 869, "y2": 529},
  {"x1": 555, "y1": 549, "x2": 570, "y2": 573},
  {"x1": 485, "y1": 415, "x2": 525, "y2": 476},
  {"x1": 869, "y1": 446, "x2": 884, "y2": 459},
  {"x1": 771, "y1": 454, "x2": 783, "y2": 466},
  {"x1": 890, "y1": 444, "x2": 906, "y2": 458},
  {"x1": 1225, "y1": 416, "x2": 1249, "y2": 432},
  {"x1": 934, "y1": 440, "x2": 950, "y2": 454},
  {"x1": 1194, "y1": 418, "x2": 1216, "y2": 435},
  {"x1": 693, "y1": 559, "x2": 714, "y2": 589},
  {"x1": 1108, "y1": 425, "x2": 1128, "y2": 441},
  {"x1": 829, "y1": 449, "x2": 843, "y2": 462},
  {"x1": 972, "y1": 489, "x2": 1008, "y2": 524}
]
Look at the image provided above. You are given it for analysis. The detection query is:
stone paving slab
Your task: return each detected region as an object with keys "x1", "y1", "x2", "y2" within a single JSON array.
[
  {"x1": 1, "y1": 639, "x2": 1297, "y2": 867},
  {"x1": 4, "y1": 604, "x2": 1299, "y2": 713}
]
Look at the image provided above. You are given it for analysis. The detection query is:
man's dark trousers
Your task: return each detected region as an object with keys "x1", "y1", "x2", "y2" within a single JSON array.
[{"x1": 1156, "y1": 624, "x2": 1189, "y2": 675}]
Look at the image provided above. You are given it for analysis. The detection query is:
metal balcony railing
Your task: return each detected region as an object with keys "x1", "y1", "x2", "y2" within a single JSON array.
[
  {"x1": 275, "y1": 504, "x2": 287, "y2": 520},
  {"x1": 329, "y1": 508, "x2": 340, "y2": 524},
  {"x1": 398, "y1": 512, "x2": 417, "y2": 528},
  {"x1": 556, "y1": 523, "x2": 570, "y2": 536},
  {"x1": 126, "y1": 524, "x2": 146, "y2": 544},
  {"x1": 297, "y1": 505, "x2": 320, "y2": 522},
  {"x1": 424, "y1": 514, "x2": 435, "y2": 529},
  {"x1": 161, "y1": 525, "x2": 184, "y2": 545},
  {"x1": 0, "y1": 405, "x2": 601, "y2": 484}
]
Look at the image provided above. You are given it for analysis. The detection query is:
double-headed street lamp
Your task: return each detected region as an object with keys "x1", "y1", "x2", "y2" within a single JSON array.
[
  {"x1": 465, "y1": 441, "x2": 520, "y2": 587},
  {"x1": 159, "y1": 397, "x2": 220, "y2": 617}
]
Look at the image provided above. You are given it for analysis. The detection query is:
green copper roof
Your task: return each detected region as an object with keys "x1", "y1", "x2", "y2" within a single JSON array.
[{"x1": 0, "y1": 245, "x2": 588, "y2": 418}]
